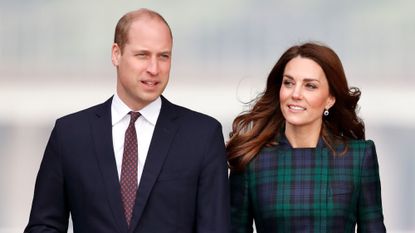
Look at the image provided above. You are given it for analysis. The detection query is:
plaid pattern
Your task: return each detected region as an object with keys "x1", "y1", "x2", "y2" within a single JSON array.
[{"x1": 230, "y1": 135, "x2": 386, "y2": 233}]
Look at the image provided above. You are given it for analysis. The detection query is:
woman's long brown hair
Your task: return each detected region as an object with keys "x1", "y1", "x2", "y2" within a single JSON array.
[{"x1": 227, "y1": 42, "x2": 365, "y2": 171}]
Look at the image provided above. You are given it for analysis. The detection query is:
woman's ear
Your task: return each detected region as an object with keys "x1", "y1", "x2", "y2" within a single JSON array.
[{"x1": 326, "y1": 95, "x2": 336, "y2": 109}]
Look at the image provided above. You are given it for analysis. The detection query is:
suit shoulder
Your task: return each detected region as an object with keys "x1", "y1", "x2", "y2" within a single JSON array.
[
  {"x1": 56, "y1": 104, "x2": 98, "y2": 122},
  {"x1": 55, "y1": 99, "x2": 110, "y2": 125},
  {"x1": 170, "y1": 102, "x2": 221, "y2": 127}
]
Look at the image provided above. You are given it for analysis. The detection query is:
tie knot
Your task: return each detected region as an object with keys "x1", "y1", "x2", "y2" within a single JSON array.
[{"x1": 129, "y1": 111, "x2": 141, "y2": 123}]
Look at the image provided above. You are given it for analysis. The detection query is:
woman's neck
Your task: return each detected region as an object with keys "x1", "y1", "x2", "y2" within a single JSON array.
[{"x1": 284, "y1": 124, "x2": 321, "y2": 148}]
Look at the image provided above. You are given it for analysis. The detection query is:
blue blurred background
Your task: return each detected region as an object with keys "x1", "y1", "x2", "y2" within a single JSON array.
[{"x1": 1, "y1": 0, "x2": 414, "y2": 232}]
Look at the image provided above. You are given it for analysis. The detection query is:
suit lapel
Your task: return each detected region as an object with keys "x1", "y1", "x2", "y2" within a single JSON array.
[
  {"x1": 91, "y1": 97, "x2": 129, "y2": 233},
  {"x1": 129, "y1": 96, "x2": 180, "y2": 232}
]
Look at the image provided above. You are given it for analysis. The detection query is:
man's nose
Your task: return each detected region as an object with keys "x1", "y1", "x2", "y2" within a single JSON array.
[{"x1": 146, "y1": 58, "x2": 159, "y2": 75}]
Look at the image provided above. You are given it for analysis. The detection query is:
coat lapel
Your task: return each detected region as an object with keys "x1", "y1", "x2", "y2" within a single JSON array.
[
  {"x1": 91, "y1": 97, "x2": 129, "y2": 233},
  {"x1": 129, "y1": 96, "x2": 180, "y2": 232}
]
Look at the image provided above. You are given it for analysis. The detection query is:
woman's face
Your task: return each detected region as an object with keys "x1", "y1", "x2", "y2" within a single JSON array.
[{"x1": 279, "y1": 56, "x2": 335, "y2": 132}]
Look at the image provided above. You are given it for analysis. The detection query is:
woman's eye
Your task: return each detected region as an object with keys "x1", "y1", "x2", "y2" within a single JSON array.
[
  {"x1": 306, "y1": 83, "x2": 317, "y2": 89},
  {"x1": 283, "y1": 80, "x2": 293, "y2": 87}
]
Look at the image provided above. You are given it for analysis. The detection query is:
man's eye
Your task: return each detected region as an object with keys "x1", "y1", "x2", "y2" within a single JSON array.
[{"x1": 160, "y1": 54, "x2": 170, "y2": 59}]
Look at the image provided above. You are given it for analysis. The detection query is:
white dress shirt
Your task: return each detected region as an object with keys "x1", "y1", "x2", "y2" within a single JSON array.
[{"x1": 111, "y1": 93, "x2": 161, "y2": 185}]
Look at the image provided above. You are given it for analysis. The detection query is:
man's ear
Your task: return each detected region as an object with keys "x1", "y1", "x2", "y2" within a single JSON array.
[{"x1": 111, "y1": 43, "x2": 121, "y2": 66}]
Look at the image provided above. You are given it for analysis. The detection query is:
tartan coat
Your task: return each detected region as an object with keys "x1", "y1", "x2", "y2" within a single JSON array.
[{"x1": 230, "y1": 135, "x2": 386, "y2": 233}]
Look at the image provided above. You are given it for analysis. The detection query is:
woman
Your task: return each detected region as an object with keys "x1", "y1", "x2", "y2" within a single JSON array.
[{"x1": 227, "y1": 42, "x2": 386, "y2": 233}]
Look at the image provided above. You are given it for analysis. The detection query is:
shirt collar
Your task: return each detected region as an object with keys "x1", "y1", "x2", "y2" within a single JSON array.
[
  {"x1": 111, "y1": 93, "x2": 161, "y2": 126},
  {"x1": 139, "y1": 97, "x2": 161, "y2": 125}
]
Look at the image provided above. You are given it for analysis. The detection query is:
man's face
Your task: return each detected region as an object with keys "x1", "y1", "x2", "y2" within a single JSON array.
[{"x1": 112, "y1": 18, "x2": 172, "y2": 110}]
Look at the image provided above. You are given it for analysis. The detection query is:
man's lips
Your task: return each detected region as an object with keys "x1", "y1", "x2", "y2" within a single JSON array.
[{"x1": 141, "y1": 80, "x2": 158, "y2": 86}]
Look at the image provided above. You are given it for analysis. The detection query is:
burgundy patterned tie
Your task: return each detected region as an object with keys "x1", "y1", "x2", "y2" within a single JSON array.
[{"x1": 120, "y1": 111, "x2": 140, "y2": 226}]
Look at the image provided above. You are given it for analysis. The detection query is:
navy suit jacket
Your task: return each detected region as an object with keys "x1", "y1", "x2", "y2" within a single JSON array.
[{"x1": 25, "y1": 96, "x2": 230, "y2": 233}]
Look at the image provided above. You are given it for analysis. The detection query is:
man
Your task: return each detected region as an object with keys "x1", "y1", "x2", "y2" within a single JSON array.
[{"x1": 25, "y1": 8, "x2": 230, "y2": 233}]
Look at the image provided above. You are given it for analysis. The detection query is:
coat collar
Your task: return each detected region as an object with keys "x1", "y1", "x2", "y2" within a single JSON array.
[
  {"x1": 128, "y1": 96, "x2": 180, "y2": 232},
  {"x1": 91, "y1": 96, "x2": 129, "y2": 233},
  {"x1": 277, "y1": 131, "x2": 326, "y2": 149},
  {"x1": 92, "y1": 96, "x2": 180, "y2": 233}
]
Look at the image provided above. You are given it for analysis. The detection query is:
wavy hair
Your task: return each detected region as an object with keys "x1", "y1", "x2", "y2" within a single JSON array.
[{"x1": 227, "y1": 42, "x2": 364, "y2": 171}]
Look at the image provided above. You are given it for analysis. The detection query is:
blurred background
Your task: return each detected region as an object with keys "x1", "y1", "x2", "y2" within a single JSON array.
[{"x1": 1, "y1": 0, "x2": 414, "y2": 232}]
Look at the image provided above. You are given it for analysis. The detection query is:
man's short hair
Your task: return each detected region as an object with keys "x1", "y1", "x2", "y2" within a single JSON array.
[{"x1": 114, "y1": 8, "x2": 173, "y2": 53}]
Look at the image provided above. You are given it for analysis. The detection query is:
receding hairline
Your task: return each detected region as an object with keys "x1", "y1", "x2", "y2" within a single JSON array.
[
  {"x1": 127, "y1": 9, "x2": 171, "y2": 34},
  {"x1": 114, "y1": 8, "x2": 173, "y2": 50}
]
